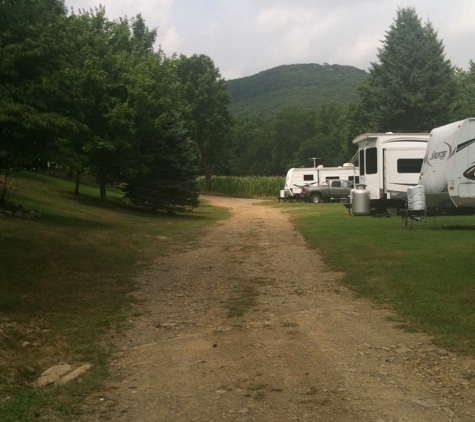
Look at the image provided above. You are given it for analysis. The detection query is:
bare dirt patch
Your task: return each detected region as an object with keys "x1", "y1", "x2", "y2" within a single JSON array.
[{"x1": 83, "y1": 197, "x2": 475, "y2": 421}]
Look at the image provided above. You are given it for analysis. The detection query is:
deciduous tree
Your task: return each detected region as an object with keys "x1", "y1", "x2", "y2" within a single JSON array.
[
  {"x1": 268, "y1": 106, "x2": 317, "y2": 174},
  {"x1": 66, "y1": 8, "x2": 140, "y2": 201},
  {"x1": 176, "y1": 55, "x2": 232, "y2": 191},
  {"x1": 0, "y1": 0, "x2": 78, "y2": 176},
  {"x1": 452, "y1": 62, "x2": 475, "y2": 120}
]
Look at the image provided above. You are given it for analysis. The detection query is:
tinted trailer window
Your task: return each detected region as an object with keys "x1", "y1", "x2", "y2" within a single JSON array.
[
  {"x1": 366, "y1": 147, "x2": 378, "y2": 175},
  {"x1": 397, "y1": 158, "x2": 423, "y2": 173}
]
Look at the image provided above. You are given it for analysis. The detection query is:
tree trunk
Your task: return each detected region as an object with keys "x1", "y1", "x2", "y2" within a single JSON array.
[
  {"x1": 74, "y1": 172, "x2": 80, "y2": 195},
  {"x1": 100, "y1": 180, "x2": 107, "y2": 202},
  {"x1": 0, "y1": 168, "x2": 4, "y2": 205},
  {"x1": 200, "y1": 147, "x2": 213, "y2": 192},
  {"x1": 203, "y1": 161, "x2": 213, "y2": 192},
  {"x1": 0, "y1": 168, "x2": 10, "y2": 205}
]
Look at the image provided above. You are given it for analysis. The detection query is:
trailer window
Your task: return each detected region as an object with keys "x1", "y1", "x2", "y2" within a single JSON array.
[
  {"x1": 326, "y1": 176, "x2": 340, "y2": 181},
  {"x1": 366, "y1": 147, "x2": 378, "y2": 175},
  {"x1": 349, "y1": 176, "x2": 360, "y2": 184},
  {"x1": 303, "y1": 174, "x2": 314, "y2": 181},
  {"x1": 359, "y1": 150, "x2": 365, "y2": 175},
  {"x1": 397, "y1": 158, "x2": 423, "y2": 173}
]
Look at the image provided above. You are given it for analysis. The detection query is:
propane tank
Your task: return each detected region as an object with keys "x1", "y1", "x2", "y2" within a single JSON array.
[
  {"x1": 351, "y1": 184, "x2": 370, "y2": 216},
  {"x1": 407, "y1": 185, "x2": 426, "y2": 211}
]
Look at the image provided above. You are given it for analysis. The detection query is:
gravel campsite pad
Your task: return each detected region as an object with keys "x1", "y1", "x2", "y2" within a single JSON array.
[{"x1": 83, "y1": 197, "x2": 475, "y2": 422}]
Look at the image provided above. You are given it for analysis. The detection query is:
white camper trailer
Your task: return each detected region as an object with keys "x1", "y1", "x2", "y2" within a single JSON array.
[
  {"x1": 418, "y1": 118, "x2": 475, "y2": 214},
  {"x1": 352, "y1": 133, "x2": 430, "y2": 212},
  {"x1": 284, "y1": 164, "x2": 359, "y2": 199}
]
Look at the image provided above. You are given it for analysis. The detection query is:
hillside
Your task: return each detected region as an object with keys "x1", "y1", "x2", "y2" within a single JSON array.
[{"x1": 225, "y1": 63, "x2": 368, "y2": 119}]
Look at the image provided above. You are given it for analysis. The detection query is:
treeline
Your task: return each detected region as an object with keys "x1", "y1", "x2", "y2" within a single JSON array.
[
  {"x1": 218, "y1": 102, "x2": 357, "y2": 176},
  {"x1": 219, "y1": 8, "x2": 475, "y2": 177},
  {"x1": 3, "y1": 3, "x2": 475, "y2": 202},
  {"x1": 0, "y1": 0, "x2": 231, "y2": 210}
]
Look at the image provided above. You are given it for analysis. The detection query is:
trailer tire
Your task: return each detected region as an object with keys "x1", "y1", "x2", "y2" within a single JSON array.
[{"x1": 310, "y1": 194, "x2": 322, "y2": 203}]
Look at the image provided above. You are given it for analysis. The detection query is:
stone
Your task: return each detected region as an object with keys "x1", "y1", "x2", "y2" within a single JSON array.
[
  {"x1": 37, "y1": 364, "x2": 71, "y2": 387},
  {"x1": 411, "y1": 399, "x2": 435, "y2": 408},
  {"x1": 442, "y1": 407, "x2": 455, "y2": 417},
  {"x1": 396, "y1": 346, "x2": 412, "y2": 354},
  {"x1": 55, "y1": 363, "x2": 93, "y2": 386}
]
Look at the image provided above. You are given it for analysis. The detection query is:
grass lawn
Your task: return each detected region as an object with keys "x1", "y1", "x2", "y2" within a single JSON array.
[
  {"x1": 0, "y1": 171, "x2": 228, "y2": 421},
  {"x1": 276, "y1": 201, "x2": 475, "y2": 355}
]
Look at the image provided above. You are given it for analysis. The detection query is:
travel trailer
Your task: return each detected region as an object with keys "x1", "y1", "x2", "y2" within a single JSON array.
[
  {"x1": 418, "y1": 118, "x2": 475, "y2": 214},
  {"x1": 352, "y1": 132, "x2": 430, "y2": 212},
  {"x1": 284, "y1": 164, "x2": 359, "y2": 199}
]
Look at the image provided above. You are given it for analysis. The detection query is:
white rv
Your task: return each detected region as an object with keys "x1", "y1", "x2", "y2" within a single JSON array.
[
  {"x1": 418, "y1": 118, "x2": 475, "y2": 214},
  {"x1": 352, "y1": 132, "x2": 430, "y2": 212},
  {"x1": 284, "y1": 164, "x2": 359, "y2": 198}
]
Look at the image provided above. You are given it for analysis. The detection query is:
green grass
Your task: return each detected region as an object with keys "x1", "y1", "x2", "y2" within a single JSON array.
[
  {"x1": 225, "y1": 276, "x2": 271, "y2": 317},
  {"x1": 278, "y1": 201, "x2": 475, "y2": 355},
  {"x1": 226, "y1": 282, "x2": 259, "y2": 317},
  {"x1": 0, "y1": 171, "x2": 228, "y2": 421}
]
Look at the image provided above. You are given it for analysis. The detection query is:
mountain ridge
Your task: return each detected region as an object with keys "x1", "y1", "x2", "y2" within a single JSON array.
[{"x1": 225, "y1": 63, "x2": 368, "y2": 118}]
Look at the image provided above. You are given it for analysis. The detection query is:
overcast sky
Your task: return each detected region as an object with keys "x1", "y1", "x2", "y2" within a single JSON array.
[{"x1": 64, "y1": 0, "x2": 475, "y2": 80}]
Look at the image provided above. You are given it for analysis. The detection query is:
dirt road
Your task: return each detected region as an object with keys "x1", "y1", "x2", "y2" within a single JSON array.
[{"x1": 86, "y1": 197, "x2": 475, "y2": 421}]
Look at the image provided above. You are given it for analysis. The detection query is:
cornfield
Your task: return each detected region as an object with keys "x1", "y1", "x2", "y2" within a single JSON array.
[{"x1": 197, "y1": 176, "x2": 285, "y2": 198}]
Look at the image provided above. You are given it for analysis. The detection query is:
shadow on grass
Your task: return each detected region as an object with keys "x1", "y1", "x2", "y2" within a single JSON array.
[
  {"x1": 58, "y1": 191, "x2": 216, "y2": 221},
  {"x1": 0, "y1": 297, "x2": 41, "y2": 314},
  {"x1": 432, "y1": 225, "x2": 475, "y2": 231},
  {"x1": 38, "y1": 213, "x2": 111, "y2": 230}
]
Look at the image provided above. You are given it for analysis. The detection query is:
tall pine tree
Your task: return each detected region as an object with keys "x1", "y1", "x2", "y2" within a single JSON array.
[
  {"x1": 122, "y1": 44, "x2": 200, "y2": 211},
  {"x1": 358, "y1": 7, "x2": 456, "y2": 133},
  {"x1": 122, "y1": 114, "x2": 199, "y2": 212}
]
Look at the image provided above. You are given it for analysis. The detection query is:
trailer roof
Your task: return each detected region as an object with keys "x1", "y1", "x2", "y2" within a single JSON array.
[{"x1": 351, "y1": 133, "x2": 429, "y2": 145}]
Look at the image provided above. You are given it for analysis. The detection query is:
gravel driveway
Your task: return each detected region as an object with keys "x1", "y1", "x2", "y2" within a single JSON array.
[{"x1": 83, "y1": 196, "x2": 475, "y2": 422}]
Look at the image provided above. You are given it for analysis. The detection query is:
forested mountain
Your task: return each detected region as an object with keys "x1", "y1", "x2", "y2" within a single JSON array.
[{"x1": 225, "y1": 63, "x2": 368, "y2": 118}]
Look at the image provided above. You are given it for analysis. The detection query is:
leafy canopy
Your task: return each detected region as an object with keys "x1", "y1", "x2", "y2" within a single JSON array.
[{"x1": 177, "y1": 54, "x2": 233, "y2": 191}]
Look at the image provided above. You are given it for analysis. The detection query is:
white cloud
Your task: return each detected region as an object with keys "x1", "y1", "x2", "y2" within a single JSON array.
[
  {"x1": 159, "y1": 26, "x2": 183, "y2": 55},
  {"x1": 65, "y1": 0, "x2": 475, "y2": 78},
  {"x1": 255, "y1": 8, "x2": 293, "y2": 30}
]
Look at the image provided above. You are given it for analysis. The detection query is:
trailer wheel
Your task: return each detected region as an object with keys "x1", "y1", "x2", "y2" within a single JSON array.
[{"x1": 310, "y1": 194, "x2": 322, "y2": 203}]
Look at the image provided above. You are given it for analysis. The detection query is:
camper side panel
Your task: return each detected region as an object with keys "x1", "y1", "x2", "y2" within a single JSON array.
[
  {"x1": 449, "y1": 119, "x2": 475, "y2": 207},
  {"x1": 383, "y1": 148, "x2": 426, "y2": 200},
  {"x1": 284, "y1": 168, "x2": 318, "y2": 197},
  {"x1": 284, "y1": 169, "x2": 295, "y2": 197},
  {"x1": 419, "y1": 121, "x2": 461, "y2": 208},
  {"x1": 355, "y1": 134, "x2": 429, "y2": 209},
  {"x1": 284, "y1": 166, "x2": 358, "y2": 197}
]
